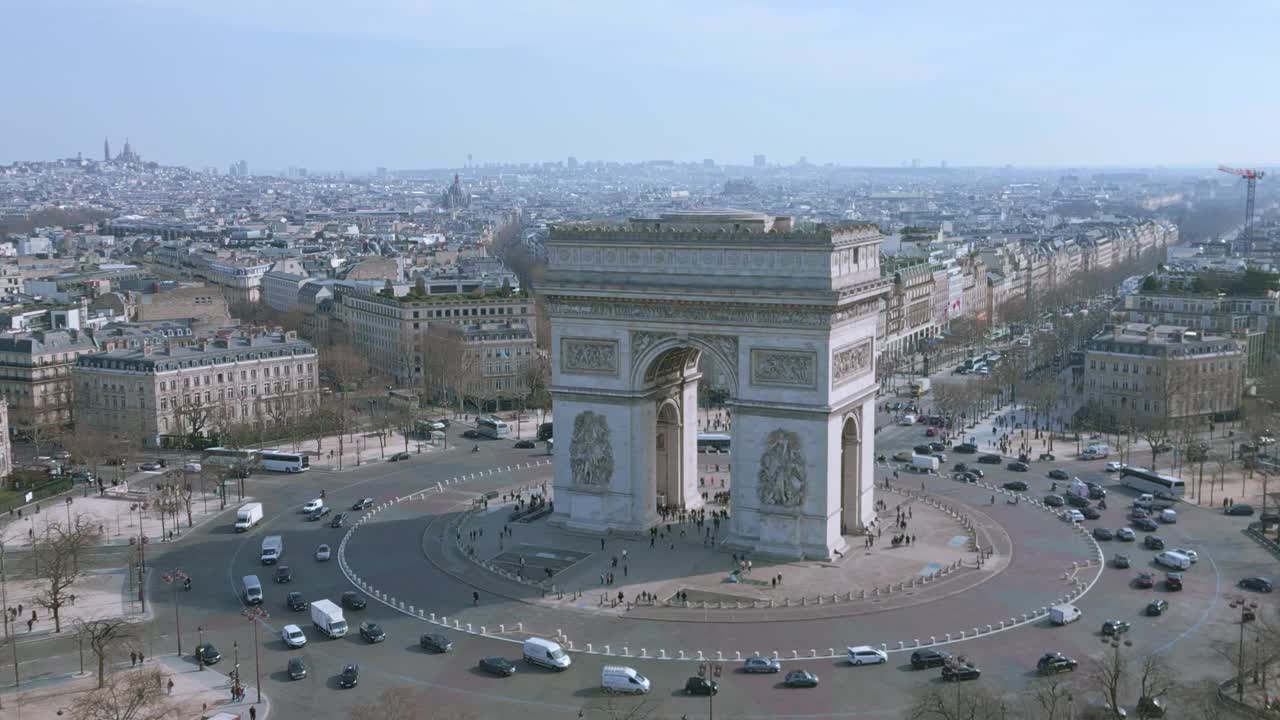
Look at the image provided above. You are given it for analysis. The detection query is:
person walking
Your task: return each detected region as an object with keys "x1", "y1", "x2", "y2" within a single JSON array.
[
  {"x1": 168, "y1": 678, "x2": 175, "y2": 695},
  {"x1": 472, "y1": 591, "x2": 479, "y2": 606},
  {"x1": 250, "y1": 707, "x2": 257, "y2": 720},
  {"x1": 131, "y1": 651, "x2": 138, "y2": 667}
]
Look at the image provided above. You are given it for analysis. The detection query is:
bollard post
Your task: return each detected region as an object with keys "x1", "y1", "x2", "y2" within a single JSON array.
[
  {"x1": 791, "y1": 650, "x2": 798, "y2": 659},
  {"x1": 467, "y1": 623, "x2": 472, "y2": 632},
  {"x1": 587, "y1": 643, "x2": 593, "y2": 653},
  {"x1": 661, "y1": 650, "x2": 667, "y2": 659},
  {"x1": 604, "y1": 645, "x2": 611, "y2": 655},
  {"x1": 735, "y1": 651, "x2": 742, "y2": 660},
  {"x1": 697, "y1": 651, "x2": 704, "y2": 660},
  {"x1": 898, "y1": 641, "x2": 905, "y2": 650},
  {"x1": 913, "y1": 639, "x2": 920, "y2": 647},
  {"x1": 930, "y1": 636, "x2": 936, "y2": 645},
  {"x1": 960, "y1": 631, "x2": 966, "y2": 639},
  {"x1": 678, "y1": 650, "x2": 685, "y2": 659},
  {"x1": 773, "y1": 650, "x2": 779, "y2": 660},
  {"x1": 641, "y1": 649, "x2": 647, "y2": 658},
  {"x1": 518, "y1": 622, "x2": 523, "y2": 632},
  {"x1": 622, "y1": 647, "x2": 629, "y2": 657},
  {"x1": 499, "y1": 625, "x2": 505, "y2": 633},
  {"x1": 945, "y1": 633, "x2": 951, "y2": 641}
]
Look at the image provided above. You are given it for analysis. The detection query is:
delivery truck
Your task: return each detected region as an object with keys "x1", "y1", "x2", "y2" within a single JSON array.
[
  {"x1": 310, "y1": 598, "x2": 347, "y2": 638},
  {"x1": 260, "y1": 535, "x2": 283, "y2": 565},
  {"x1": 1049, "y1": 604, "x2": 1082, "y2": 625},
  {"x1": 911, "y1": 454, "x2": 940, "y2": 472},
  {"x1": 235, "y1": 503, "x2": 263, "y2": 532}
]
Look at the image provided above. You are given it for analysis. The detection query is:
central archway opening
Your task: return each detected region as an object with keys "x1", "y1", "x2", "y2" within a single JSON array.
[{"x1": 840, "y1": 415, "x2": 862, "y2": 535}]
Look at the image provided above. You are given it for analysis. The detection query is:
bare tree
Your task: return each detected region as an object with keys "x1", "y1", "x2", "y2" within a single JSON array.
[
  {"x1": 1089, "y1": 642, "x2": 1129, "y2": 718},
  {"x1": 1170, "y1": 679, "x2": 1230, "y2": 720},
  {"x1": 63, "y1": 428, "x2": 115, "y2": 493},
  {"x1": 34, "y1": 516, "x2": 100, "y2": 632},
  {"x1": 1137, "y1": 422, "x2": 1171, "y2": 472},
  {"x1": 906, "y1": 684, "x2": 1007, "y2": 720},
  {"x1": 520, "y1": 353, "x2": 552, "y2": 427},
  {"x1": 348, "y1": 687, "x2": 481, "y2": 720},
  {"x1": 1024, "y1": 676, "x2": 1081, "y2": 720},
  {"x1": 75, "y1": 617, "x2": 132, "y2": 688},
  {"x1": 1134, "y1": 654, "x2": 1175, "y2": 719},
  {"x1": 69, "y1": 667, "x2": 177, "y2": 720}
]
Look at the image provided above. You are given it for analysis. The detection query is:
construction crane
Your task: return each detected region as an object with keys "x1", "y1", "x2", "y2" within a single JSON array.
[{"x1": 1219, "y1": 165, "x2": 1266, "y2": 254}]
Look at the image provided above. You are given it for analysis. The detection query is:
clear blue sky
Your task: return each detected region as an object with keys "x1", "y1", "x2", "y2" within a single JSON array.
[{"x1": 4, "y1": 0, "x2": 1276, "y2": 171}]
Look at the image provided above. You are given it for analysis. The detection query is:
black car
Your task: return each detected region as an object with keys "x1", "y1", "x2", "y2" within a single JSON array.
[
  {"x1": 1165, "y1": 573, "x2": 1183, "y2": 591},
  {"x1": 1240, "y1": 577, "x2": 1274, "y2": 593},
  {"x1": 1092, "y1": 527, "x2": 1114, "y2": 541},
  {"x1": 1036, "y1": 653, "x2": 1078, "y2": 675},
  {"x1": 783, "y1": 670, "x2": 819, "y2": 688},
  {"x1": 1044, "y1": 494, "x2": 1065, "y2": 507},
  {"x1": 1007, "y1": 462, "x2": 1029, "y2": 472},
  {"x1": 1065, "y1": 494, "x2": 1090, "y2": 509},
  {"x1": 1144, "y1": 535, "x2": 1165, "y2": 550},
  {"x1": 274, "y1": 566, "x2": 293, "y2": 583},
  {"x1": 953, "y1": 462, "x2": 969, "y2": 472},
  {"x1": 389, "y1": 451, "x2": 410, "y2": 462},
  {"x1": 478, "y1": 657, "x2": 517, "y2": 676},
  {"x1": 462, "y1": 429, "x2": 481, "y2": 440},
  {"x1": 1134, "y1": 571, "x2": 1155, "y2": 589},
  {"x1": 1101, "y1": 619, "x2": 1131, "y2": 636},
  {"x1": 914, "y1": 444, "x2": 933, "y2": 455},
  {"x1": 287, "y1": 656, "x2": 307, "y2": 680},
  {"x1": 1048, "y1": 469, "x2": 1069, "y2": 480},
  {"x1": 928, "y1": 442, "x2": 946, "y2": 452},
  {"x1": 954, "y1": 472, "x2": 978, "y2": 483},
  {"x1": 420, "y1": 633, "x2": 453, "y2": 653},
  {"x1": 341, "y1": 591, "x2": 367, "y2": 610},
  {"x1": 1146, "y1": 599, "x2": 1169, "y2": 616},
  {"x1": 941, "y1": 662, "x2": 981, "y2": 682},
  {"x1": 1227, "y1": 504, "x2": 1256, "y2": 516},
  {"x1": 359, "y1": 621, "x2": 386, "y2": 643},
  {"x1": 1002, "y1": 480, "x2": 1029, "y2": 492},
  {"x1": 195, "y1": 643, "x2": 222, "y2": 665},
  {"x1": 352, "y1": 498, "x2": 374, "y2": 511},
  {"x1": 1113, "y1": 554, "x2": 1130, "y2": 569},
  {"x1": 338, "y1": 663, "x2": 359, "y2": 688},
  {"x1": 1081, "y1": 506, "x2": 1102, "y2": 520},
  {"x1": 286, "y1": 591, "x2": 308, "y2": 611},
  {"x1": 684, "y1": 677, "x2": 719, "y2": 695},
  {"x1": 1132, "y1": 517, "x2": 1159, "y2": 532},
  {"x1": 954, "y1": 443, "x2": 978, "y2": 454},
  {"x1": 978, "y1": 454, "x2": 1002, "y2": 464},
  {"x1": 910, "y1": 649, "x2": 951, "y2": 669},
  {"x1": 306, "y1": 506, "x2": 331, "y2": 521},
  {"x1": 1087, "y1": 483, "x2": 1107, "y2": 500},
  {"x1": 330, "y1": 513, "x2": 347, "y2": 529},
  {"x1": 513, "y1": 439, "x2": 535, "y2": 449}
]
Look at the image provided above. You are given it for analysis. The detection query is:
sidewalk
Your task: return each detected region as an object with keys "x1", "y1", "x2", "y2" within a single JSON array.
[
  {"x1": 1, "y1": 568, "x2": 142, "y2": 642},
  {"x1": 0, "y1": 485, "x2": 229, "y2": 547}
]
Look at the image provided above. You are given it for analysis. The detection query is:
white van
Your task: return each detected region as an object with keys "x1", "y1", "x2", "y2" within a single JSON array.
[
  {"x1": 242, "y1": 575, "x2": 263, "y2": 605},
  {"x1": 522, "y1": 638, "x2": 571, "y2": 670},
  {"x1": 899, "y1": 414, "x2": 917, "y2": 426},
  {"x1": 601, "y1": 665, "x2": 650, "y2": 694},
  {"x1": 1159, "y1": 509, "x2": 1177, "y2": 524},
  {"x1": 1049, "y1": 604, "x2": 1082, "y2": 625},
  {"x1": 1155, "y1": 551, "x2": 1192, "y2": 570}
]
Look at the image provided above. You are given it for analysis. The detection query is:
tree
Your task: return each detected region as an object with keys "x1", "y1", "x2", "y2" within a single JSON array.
[
  {"x1": 420, "y1": 323, "x2": 473, "y2": 416},
  {"x1": 34, "y1": 516, "x2": 101, "y2": 633},
  {"x1": 348, "y1": 687, "x2": 480, "y2": 720},
  {"x1": 520, "y1": 353, "x2": 552, "y2": 426},
  {"x1": 62, "y1": 428, "x2": 116, "y2": 492},
  {"x1": 75, "y1": 618, "x2": 132, "y2": 688},
  {"x1": 1137, "y1": 422, "x2": 1171, "y2": 473},
  {"x1": 69, "y1": 667, "x2": 176, "y2": 720},
  {"x1": 906, "y1": 684, "x2": 1007, "y2": 720},
  {"x1": 1134, "y1": 654, "x2": 1174, "y2": 719},
  {"x1": 1025, "y1": 676, "x2": 1081, "y2": 720},
  {"x1": 1089, "y1": 642, "x2": 1129, "y2": 718},
  {"x1": 1170, "y1": 679, "x2": 1230, "y2": 720}
]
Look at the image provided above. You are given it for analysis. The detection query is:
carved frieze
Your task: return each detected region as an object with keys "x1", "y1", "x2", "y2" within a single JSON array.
[
  {"x1": 546, "y1": 298, "x2": 831, "y2": 329},
  {"x1": 569, "y1": 411, "x2": 614, "y2": 488},
  {"x1": 630, "y1": 331, "x2": 670, "y2": 363},
  {"x1": 750, "y1": 348, "x2": 817, "y2": 388},
  {"x1": 832, "y1": 338, "x2": 874, "y2": 387},
  {"x1": 757, "y1": 429, "x2": 806, "y2": 507},
  {"x1": 560, "y1": 338, "x2": 618, "y2": 376},
  {"x1": 690, "y1": 333, "x2": 739, "y2": 366}
]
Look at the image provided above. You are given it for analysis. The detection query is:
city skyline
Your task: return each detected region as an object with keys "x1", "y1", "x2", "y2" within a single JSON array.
[{"x1": 5, "y1": 0, "x2": 1278, "y2": 171}]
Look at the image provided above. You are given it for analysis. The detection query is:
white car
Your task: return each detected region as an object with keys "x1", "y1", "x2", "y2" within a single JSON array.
[
  {"x1": 1105, "y1": 461, "x2": 1124, "y2": 472},
  {"x1": 1061, "y1": 509, "x2": 1085, "y2": 523},
  {"x1": 282, "y1": 624, "x2": 307, "y2": 648},
  {"x1": 1170, "y1": 548, "x2": 1198, "y2": 563},
  {"x1": 183, "y1": 462, "x2": 202, "y2": 473},
  {"x1": 302, "y1": 499, "x2": 323, "y2": 514},
  {"x1": 847, "y1": 646, "x2": 888, "y2": 666},
  {"x1": 315, "y1": 544, "x2": 331, "y2": 562}
]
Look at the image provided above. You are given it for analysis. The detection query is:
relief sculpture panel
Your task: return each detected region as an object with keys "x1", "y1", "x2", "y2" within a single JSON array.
[
  {"x1": 832, "y1": 338, "x2": 874, "y2": 387},
  {"x1": 750, "y1": 348, "x2": 817, "y2": 388},
  {"x1": 560, "y1": 338, "x2": 619, "y2": 376},
  {"x1": 757, "y1": 429, "x2": 806, "y2": 507},
  {"x1": 569, "y1": 411, "x2": 614, "y2": 488}
]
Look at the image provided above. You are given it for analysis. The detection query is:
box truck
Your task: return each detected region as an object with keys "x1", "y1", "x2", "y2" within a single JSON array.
[
  {"x1": 1049, "y1": 604, "x2": 1082, "y2": 625},
  {"x1": 261, "y1": 535, "x2": 283, "y2": 565},
  {"x1": 911, "y1": 454, "x2": 940, "y2": 472},
  {"x1": 235, "y1": 503, "x2": 263, "y2": 532},
  {"x1": 310, "y1": 599, "x2": 347, "y2": 638}
]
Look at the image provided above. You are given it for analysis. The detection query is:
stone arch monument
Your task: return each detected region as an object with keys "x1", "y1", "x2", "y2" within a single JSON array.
[{"x1": 543, "y1": 210, "x2": 891, "y2": 560}]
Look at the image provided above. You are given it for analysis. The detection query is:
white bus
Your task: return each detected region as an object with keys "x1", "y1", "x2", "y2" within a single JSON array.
[
  {"x1": 696, "y1": 433, "x2": 731, "y2": 453},
  {"x1": 256, "y1": 450, "x2": 310, "y2": 473},
  {"x1": 1119, "y1": 467, "x2": 1185, "y2": 499},
  {"x1": 477, "y1": 416, "x2": 512, "y2": 439},
  {"x1": 201, "y1": 447, "x2": 256, "y2": 467}
]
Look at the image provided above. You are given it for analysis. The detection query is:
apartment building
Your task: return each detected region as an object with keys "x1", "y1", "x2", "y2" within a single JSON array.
[
  {"x1": 0, "y1": 329, "x2": 99, "y2": 437},
  {"x1": 879, "y1": 260, "x2": 936, "y2": 362},
  {"x1": 74, "y1": 331, "x2": 319, "y2": 446},
  {"x1": 1123, "y1": 290, "x2": 1280, "y2": 378},
  {"x1": 456, "y1": 321, "x2": 538, "y2": 401},
  {"x1": 1083, "y1": 323, "x2": 1244, "y2": 429}
]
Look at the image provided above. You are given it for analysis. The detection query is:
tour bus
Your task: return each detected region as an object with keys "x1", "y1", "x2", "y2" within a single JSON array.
[
  {"x1": 256, "y1": 450, "x2": 310, "y2": 473},
  {"x1": 696, "y1": 433, "x2": 731, "y2": 453},
  {"x1": 201, "y1": 447, "x2": 257, "y2": 467},
  {"x1": 477, "y1": 416, "x2": 512, "y2": 439},
  {"x1": 1119, "y1": 466, "x2": 1185, "y2": 499}
]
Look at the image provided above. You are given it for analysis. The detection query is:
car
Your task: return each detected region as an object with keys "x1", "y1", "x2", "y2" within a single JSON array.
[
  {"x1": 1164, "y1": 573, "x2": 1183, "y2": 591},
  {"x1": 684, "y1": 677, "x2": 719, "y2": 695},
  {"x1": 925, "y1": 427, "x2": 937, "y2": 437},
  {"x1": 273, "y1": 566, "x2": 292, "y2": 583},
  {"x1": 1062, "y1": 509, "x2": 1085, "y2": 523},
  {"x1": 478, "y1": 657, "x2": 517, "y2": 676},
  {"x1": 338, "y1": 663, "x2": 359, "y2": 688},
  {"x1": 1003, "y1": 480, "x2": 1029, "y2": 492},
  {"x1": 1086, "y1": 483, "x2": 1107, "y2": 499},
  {"x1": 978, "y1": 454, "x2": 1002, "y2": 464},
  {"x1": 1136, "y1": 696, "x2": 1166, "y2": 718},
  {"x1": 929, "y1": 442, "x2": 946, "y2": 453},
  {"x1": 359, "y1": 621, "x2": 386, "y2": 643},
  {"x1": 1134, "y1": 572, "x2": 1155, "y2": 589},
  {"x1": 352, "y1": 498, "x2": 374, "y2": 511},
  {"x1": 420, "y1": 632, "x2": 453, "y2": 653},
  {"x1": 783, "y1": 669, "x2": 820, "y2": 688},
  {"x1": 954, "y1": 443, "x2": 978, "y2": 454},
  {"x1": 1132, "y1": 517, "x2": 1159, "y2": 532},
  {"x1": 431, "y1": 418, "x2": 451, "y2": 429},
  {"x1": 287, "y1": 656, "x2": 307, "y2": 680},
  {"x1": 1092, "y1": 527, "x2": 1114, "y2": 541},
  {"x1": 1130, "y1": 506, "x2": 1150, "y2": 520},
  {"x1": 966, "y1": 468, "x2": 985, "y2": 478},
  {"x1": 1170, "y1": 548, "x2": 1198, "y2": 563},
  {"x1": 1066, "y1": 494, "x2": 1090, "y2": 509},
  {"x1": 315, "y1": 544, "x2": 331, "y2": 561},
  {"x1": 1081, "y1": 506, "x2": 1102, "y2": 520},
  {"x1": 513, "y1": 439, "x2": 535, "y2": 449},
  {"x1": 1112, "y1": 553, "x2": 1130, "y2": 569},
  {"x1": 1239, "y1": 577, "x2": 1274, "y2": 593},
  {"x1": 302, "y1": 499, "x2": 323, "y2": 514},
  {"x1": 941, "y1": 662, "x2": 981, "y2": 682},
  {"x1": 1037, "y1": 653, "x2": 1078, "y2": 675},
  {"x1": 1105, "y1": 461, "x2": 1124, "y2": 472},
  {"x1": 1226, "y1": 504, "x2": 1256, "y2": 516},
  {"x1": 1048, "y1": 469, "x2": 1069, "y2": 480},
  {"x1": 183, "y1": 462, "x2": 202, "y2": 473},
  {"x1": 953, "y1": 462, "x2": 970, "y2": 472},
  {"x1": 1008, "y1": 462, "x2": 1029, "y2": 472},
  {"x1": 306, "y1": 506, "x2": 331, "y2": 521},
  {"x1": 282, "y1": 624, "x2": 307, "y2": 648},
  {"x1": 893, "y1": 451, "x2": 913, "y2": 462},
  {"x1": 139, "y1": 460, "x2": 166, "y2": 471},
  {"x1": 195, "y1": 643, "x2": 222, "y2": 665},
  {"x1": 910, "y1": 649, "x2": 951, "y2": 669},
  {"x1": 1146, "y1": 599, "x2": 1169, "y2": 616},
  {"x1": 847, "y1": 646, "x2": 888, "y2": 665},
  {"x1": 954, "y1": 472, "x2": 978, "y2": 483},
  {"x1": 389, "y1": 451, "x2": 411, "y2": 462},
  {"x1": 1144, "y1": 535, "x2": 1165, "y2": 550},
  {"x1": 462, "y1": 429, "x2": 481, "y2": 440},
  {"x1": 1116, "y1": 528, "x2": 1136, "y2": 541},
  {"x1": 286, "y1": 591, "x2": 308, "y2": 611},
  {"x1": 330, "y1": 513, "x2": 347, "y2": 529},
  {"x1": 1044, "y1": 494, "x2": 1065, "y2": 507},
  {"x1": 1101, "y1": 619, "x2": 1131, "y2": 636},
  {"x1": 743, "y1": 655, "x2": 781, "y2": 673},
  {"x1": 341, "y1": 591, "x2": 367, "y2": 610}
]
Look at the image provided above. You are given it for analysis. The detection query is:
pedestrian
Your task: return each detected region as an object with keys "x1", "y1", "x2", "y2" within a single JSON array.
[
  {"x1": 601, "y1": 538, "x2": 606, "y2": 550},
  {"x1": 26, "y1": 618, "x2": 32, "y2": 632},
  {"x1": 250, "y1": 707, "x2": 256, "y2": 720},
  {"x1": 908, "y1": 507, "x2": 912, "y2": 519},
  {"x1": 600, "y1": 573, "x2": 605, "y2": 585},
  {"x1": 139, "y1": 652, "x2": 144, "y2": 664},
  {"x1": 911, "y1": 534, "x2": 916, "y2": 544},
  {"x1": 623, "y1": 565, "x2": 628, "y2": 577},
  {"x1": 473, "y1": 591, "x2": 479, "y2": 606},
  {"x1": 772, "y1": 577, "x2": 777, "y2": 588},
  {"x1": 131, "y1": 651, "x2": 138, "y2": 667},
  {"x1": 168, "y1": 678, "x2": 175, "y2": 695}
]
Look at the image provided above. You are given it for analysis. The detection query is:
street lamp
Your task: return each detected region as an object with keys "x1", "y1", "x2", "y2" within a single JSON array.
[
  {"x1": 197, "y1": 626, "x2": 206, "y2": 671},
  {"x1": 1230, "y1": 597, "x2": 1259, "y2": 702},
  {"x1": 698, "y1": 661, "x2": 723, "y2": 719},
  {"x1": 64, "y1": 496, "x2": 72, "y2": 528},
  {"x1": 241, "y1": 606, "x2": 268, "y2": 704},
  {"x1": 161, "y1": 570, "x2": 189, "y2": 655}
]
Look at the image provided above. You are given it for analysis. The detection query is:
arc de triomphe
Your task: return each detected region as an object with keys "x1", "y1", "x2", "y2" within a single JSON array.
[{"x1": 543, "y1": 210, "x2": 891, "y2": 560}]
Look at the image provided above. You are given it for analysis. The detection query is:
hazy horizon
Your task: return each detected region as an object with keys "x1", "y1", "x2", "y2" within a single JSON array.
[{"x1": 5, "y1": 0, "x2": 1277, "y2": 171}]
